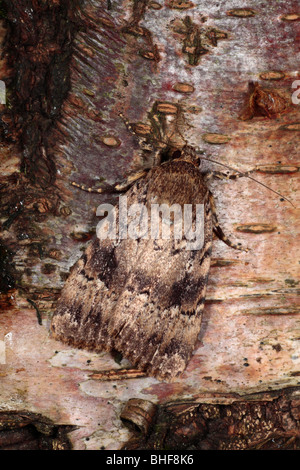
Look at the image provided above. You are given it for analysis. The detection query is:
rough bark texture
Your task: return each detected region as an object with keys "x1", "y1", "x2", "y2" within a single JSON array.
[
  {"x1": 0, "y1": 0, "x2": 299, "y2": 450},
  {"x1": 0, "y1": 410, "x2": 73, "y2": 450},
  {"x1": 121, "y1": 392, "x2": 300, "y2": 450}
]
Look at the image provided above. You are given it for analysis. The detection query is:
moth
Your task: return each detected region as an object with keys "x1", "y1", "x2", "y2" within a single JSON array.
[{"x1": 51, "y1": 102, "x2": 288, "y2": 381}]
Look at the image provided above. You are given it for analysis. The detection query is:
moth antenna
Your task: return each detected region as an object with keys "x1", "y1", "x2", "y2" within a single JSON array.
[{"x1": 198, "y1": 152, "x2": 295, "y2": 208}]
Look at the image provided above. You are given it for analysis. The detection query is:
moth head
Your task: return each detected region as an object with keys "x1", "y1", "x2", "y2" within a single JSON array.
[{"x1": 172, "y1": 145, "x2": 201, "y2": 167}]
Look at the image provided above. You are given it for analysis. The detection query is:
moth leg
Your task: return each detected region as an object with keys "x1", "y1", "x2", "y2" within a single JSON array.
[
  {"x1": 71, "y1": 181, "x2": 112, "y2": 193},
  {"x1": 72, "y1": 169, "x2": 148, "y2": 194},
  {"x1": 119, "y1": 112, "x2": 134, "y2": 133},
  {"x1": 114, "y1": 169, "x2": 148, "y2": 191},
  {"x1": 119, "y1": 112, "x2": 156, "y2": 153},
  {"x1": 205, "y1": 168, "x2": 256, "y2": 181},
  {"x1": 209, "y1": 192, "x2": 249, "y2": 252},
  {"x1": 119, "y1": 112, "x2": 149, "y2": 142}
]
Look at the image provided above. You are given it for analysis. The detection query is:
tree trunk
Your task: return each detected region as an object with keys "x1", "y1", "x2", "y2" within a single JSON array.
[{"x1": 0, "y1": 0, "x2": 299, "y2": 450}]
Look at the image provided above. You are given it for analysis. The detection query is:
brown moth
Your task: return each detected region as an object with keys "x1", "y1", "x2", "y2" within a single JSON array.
[{"x1": 50, "y1": 103, "x2": 258, "y2": 381}]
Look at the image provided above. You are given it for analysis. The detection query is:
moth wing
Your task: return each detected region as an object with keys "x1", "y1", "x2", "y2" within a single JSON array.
[
  {"x1": 51, "y1": 170, "x2": 212, "y2": 381},
  {"x1": 108, "y1": 221, "x2": 212, "y2": 380},
  {"x1": 51, "y1": 179, "x2": 149, "y2": 351},
  {"x1": 50, "y1": 228, "x2": 143, "y2": 353}
]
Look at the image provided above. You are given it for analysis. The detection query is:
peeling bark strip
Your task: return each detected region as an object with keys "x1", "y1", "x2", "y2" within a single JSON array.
[
  {"x1": 2, "y1": 0, "x2": 83, "y2": 187},
  {"x1": 122, "y1": 393, "x2": 300, "y2": 450}
]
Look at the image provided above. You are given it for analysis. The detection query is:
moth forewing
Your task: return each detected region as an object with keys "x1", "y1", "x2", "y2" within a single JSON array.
[{"x1": 51, "y1": 156, "x2": 213, "y2": 381}]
